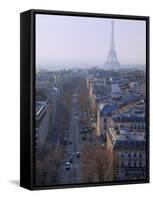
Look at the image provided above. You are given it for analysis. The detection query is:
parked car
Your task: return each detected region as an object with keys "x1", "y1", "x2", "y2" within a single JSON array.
[
  {"x1": 64, "y1": 138, "x2": 67, "y2": 145},
  {"x1": 82, "y1": 135, "x2": 86, "y2": 140},
  {"x1": 69, "y1": 139, "x2": 73, "y2": 144},
  {"x1": 80, "y1": 129, "x2": 84, "y2": 134},
  {"x1": 76, "y1": 152, "x2": 80, "y2": 158},
  {"x1": 84, "y1": 127, "x2": 89, "y2": 133},
  {"x1": 88, "y1": 127, "x2": 92, "y2": 132}
]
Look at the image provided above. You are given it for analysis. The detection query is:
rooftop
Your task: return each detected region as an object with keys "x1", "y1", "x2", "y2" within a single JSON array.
[
  {"x1": 35, "y1": 101, "x2": 47, "y2": 116},
  {"x1": 107, "y1": 128, "x2": 145, "y2": 149},
  {"x1": 112, "y1": 113, "x2": 145, "y2": 123},
  {"x1": 98, "y1": 103, "x2": 117, "y2": 116}
]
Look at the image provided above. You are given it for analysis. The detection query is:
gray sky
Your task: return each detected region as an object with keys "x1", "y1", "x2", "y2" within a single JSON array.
[{"x1": 36, "y1": 14, "x2": 146, "y2": 69}]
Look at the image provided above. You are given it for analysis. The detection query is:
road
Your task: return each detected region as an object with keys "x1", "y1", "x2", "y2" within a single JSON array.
[
  {"x1": 59, "y1": 91, "x2": 81, "y2": 184},
  {"x1": 58, "y1": 83, "x2": 99, "y2": 184}
]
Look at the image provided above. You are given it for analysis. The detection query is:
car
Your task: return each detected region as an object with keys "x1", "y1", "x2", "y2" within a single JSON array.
[
  {"x1": 67, "y1": 149, "x2": 71, "y2": 154},
  {"x1": 90, "y1": 116, "x2": 94, "y2": 121},
  {"x1": 76, "y1": 152, "x2": 80, "y2": 158},
  {"x1": 80, "y1": 129, "x2": 84, "y2": 134},
  {"x1": 84, "y1": 127, "x2": 88, "y2": 133},
  {"x1": 65, "y1": 129, "x2": 69, "y2": 133},
  {"x1": 82, "y1": 135, "x2": 86, "y2": 140},
  {"x1": 89, "y1": 137, "x2": 93, "y2": 141},
  {"x1": 65, "y1": 162, "x2": 71, "y2": 170},
  {"x1": 64, "y1": 138, "x2": 67, "y2": 145},
  {"x1": 69, "y1": 139, "x2": 72, "y2": 144},
  {"x1": 88, "y1": 127, "x2": 92, "y2": 132},
  {"x1": 69, "y1": 155, "x2": 73, "y2": 162},
  {"x1": 65, "y1": 130, "x2": 69, "y2": 136},
  {"x1": 65, "y1": 134, "x2": 69, "y2": 138},
  {"x1": 64, "y1": 149, "x2": 66, "y2": 153}
]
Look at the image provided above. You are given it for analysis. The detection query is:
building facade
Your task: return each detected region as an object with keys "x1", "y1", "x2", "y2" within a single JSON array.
[{"x1": 106, "y1": 128, "x2": 146, "y2": 181}]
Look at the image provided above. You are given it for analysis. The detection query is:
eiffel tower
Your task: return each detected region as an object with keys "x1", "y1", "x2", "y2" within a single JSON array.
[{"x1": 104, "y1": 20, "x2": 120, "y2": 69}]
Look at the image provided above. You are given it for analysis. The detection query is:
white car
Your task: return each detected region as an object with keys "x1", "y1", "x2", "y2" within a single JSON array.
[
  {"x1": 67, "y1": 149, "x2": 71, "y2": 154},
  {"x1": 65, "y1": 162, "x2": 71, "y2": 170}
]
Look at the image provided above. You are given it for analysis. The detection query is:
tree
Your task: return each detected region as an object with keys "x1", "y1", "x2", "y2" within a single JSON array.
[
  {"x1": 35, "y1": 144, "x2": 64, "y2": 186},
  {"x1": 81, "y1": 143, "x2": 113, "y2": 183},
  {"x1": 95, "y1": 145, "x2": 113, "y2": 182}
]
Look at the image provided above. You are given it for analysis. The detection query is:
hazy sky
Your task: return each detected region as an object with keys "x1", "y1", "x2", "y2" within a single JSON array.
[{"x1": 36, "y1": 14, "x2": 146, "y2": 69}]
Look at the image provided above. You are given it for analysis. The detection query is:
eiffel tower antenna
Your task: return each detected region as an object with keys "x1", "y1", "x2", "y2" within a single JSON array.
[
  {"x1": 104, "y1": 20, "x2": 120, "y2": 69},
  {"x1": 111, "y1": 20, "x2": 114, "y2": 50}
]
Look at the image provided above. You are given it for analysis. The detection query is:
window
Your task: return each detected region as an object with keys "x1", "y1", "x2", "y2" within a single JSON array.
[
  {"x1": 121, "y1": 161, "x2": 124, "y2": 167},
  {"x1": 139, "y1": 123, "x2": 142, "y2": 128},
  {"x1": 104, "y1": 118, "x2": 107, "y2": 123},
  {"x1": 128, "y1": 161, "x2": 131, "y2": 167},
  {"x1": 121, "y1": 154, "x2": 124, "y2": 158},
  {"x1": 134, "y1": 161, "x2": 137, "y2": 167},
  {"x1": 139, "y1": 161, "x2": 142, "y2": 167}
]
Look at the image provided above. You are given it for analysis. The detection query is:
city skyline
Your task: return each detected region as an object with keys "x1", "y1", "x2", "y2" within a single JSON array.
[
  {"x1": 36, "y1": 14, "x2": 146, "y2": 70},
  {"x1": 35, "y1": 65, "x2": 146, "y2": 185}
]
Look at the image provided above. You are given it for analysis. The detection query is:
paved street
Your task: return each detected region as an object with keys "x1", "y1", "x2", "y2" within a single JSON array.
[{"x1": 59, "y1": 91, "x2": 81, "y2": 184}]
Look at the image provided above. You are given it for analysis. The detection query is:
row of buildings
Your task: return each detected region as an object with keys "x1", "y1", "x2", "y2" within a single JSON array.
[
  {"x1": 35, "y1": 68, "x2": 84, "y2": 148},
  {"x1": 87, "y1": 67, "x2": 146, "y2": 180},
  {"x1": 35, "y1": 70, "x2": 61, "y2": 148}
]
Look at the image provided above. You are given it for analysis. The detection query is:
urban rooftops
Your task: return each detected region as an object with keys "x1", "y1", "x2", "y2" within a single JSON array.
[
  {"x1": 112, "y1": 113, "x2": 145, "y2": 123},
  {"x1": 107, "y1": 128, "x2": 145, "y2": 149},
  {"x1": 36, "y1": 101, "x2": 47, "y2": 121},
  {"x1": 98, "y1": 103, "x2": 117, "y2": 116}
]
